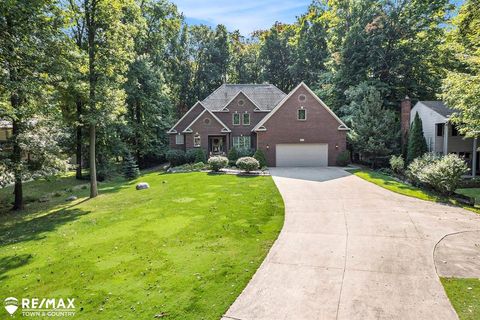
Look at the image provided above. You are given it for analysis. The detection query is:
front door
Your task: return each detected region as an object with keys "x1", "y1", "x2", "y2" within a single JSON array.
[{"x1": 210, "y1": 136, "x2": 225, "y2": 155}]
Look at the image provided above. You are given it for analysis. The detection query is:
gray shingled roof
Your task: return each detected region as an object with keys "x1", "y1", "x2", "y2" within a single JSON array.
[
  {"x1": 420, "y1": 101, "x2": 455, "y2": 118},
  {"x1": 201, "y1": 84, "x2": 286, "y2": 111}
]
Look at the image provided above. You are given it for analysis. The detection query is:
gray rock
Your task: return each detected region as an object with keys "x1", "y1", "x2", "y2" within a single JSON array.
[
  {"x1": 39, "y1": 196, "x2": 49, "y2": 203},
  {"x1": 136, "y1": 182, "x2": 150, "y2": 190},
  {"x1": 65, "y1": 195, "x2": 78, "y2": 202}
]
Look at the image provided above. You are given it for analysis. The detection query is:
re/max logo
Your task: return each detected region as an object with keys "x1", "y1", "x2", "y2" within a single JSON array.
[{"x1": 21, "y1": 298, "x2": 75, "y2": 309}]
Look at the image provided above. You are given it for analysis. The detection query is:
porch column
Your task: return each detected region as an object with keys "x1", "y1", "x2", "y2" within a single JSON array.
[
  {"x1": 443, "y1": 123, "x2": 449, "y2": 155},
  {"x1": 473, "y1": 137, "x2": 478, "y2": 178}
]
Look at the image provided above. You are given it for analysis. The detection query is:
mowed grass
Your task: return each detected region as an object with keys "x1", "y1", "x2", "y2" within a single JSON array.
[
  {"x1": 456, "y1": 188, "x2": 480, "y2": 205},
  {"x1": 348, "y1": 169, "x2": 480, "y2": 214},
  {"x1": 441, "y1": 278, "x2": 480, "y2": 320},
  {"x1": 0, "y1": 171, "x2": 284, "y2": 319}
]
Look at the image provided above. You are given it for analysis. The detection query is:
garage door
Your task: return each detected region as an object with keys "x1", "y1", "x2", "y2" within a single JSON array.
[{"x1": 276, "y1": 143, "x2": 328, "y2": 167}]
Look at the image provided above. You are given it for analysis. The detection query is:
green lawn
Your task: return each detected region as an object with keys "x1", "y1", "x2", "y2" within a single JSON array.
[
  {"x1": 441, "y1": 278, "x2": 480, "y2": 320},
  {"x1": 0, "y1": 171, "x2": 284, "y2": 319},
  {"x1": 456, "y1": 188, "x2": 480, "y2": 205},
  {"x1": 347, "y1": 169, "x2": 480, "y2": 214}
]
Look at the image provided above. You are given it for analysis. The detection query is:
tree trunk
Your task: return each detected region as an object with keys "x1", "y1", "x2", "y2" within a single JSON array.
[
  {"x1": 89, "y1": 123, "x2": 98, "y2": 197},
  {"x1": 75, "y1": 100, "x2": 83, "y2": 179},
  {"x1": 12, "y1": 118, "x2": 23, "y2": 211}
]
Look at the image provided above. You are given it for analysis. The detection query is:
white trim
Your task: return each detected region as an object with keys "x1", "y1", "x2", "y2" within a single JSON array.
[
  {"x1": 167, "y1": 101, "x2": 203, "y2": 134},
  {"x1": 193, "y1": 133, "x2": 201, "y2": 148},
  {"x1": 242, "y1": 112, "x2": 250, "y2": 126},
  {"x1": 252, "y1": 82, "x2": 350, "y2": 132},
  {"x1": 232, "y1": 112, "x2": 240, "y2": 126},
  {"x1": 253, "y1": 109, "x2": 270, "y2": 112},
  {"x1": 256, "y1": 126, "x2": 267, "y2": 131},
  {"x1": 297, "y1": 107, "x2": 307, "y2": 121},
  {"x1": 182, "y1": 103, "x2": 231, "y2": 133},
  {"x1": 175, "y1": 133, "x2": 184, "y2": 145},
  {"x1": 219, "y1": 90, "x2": 264, "y2": 112}
]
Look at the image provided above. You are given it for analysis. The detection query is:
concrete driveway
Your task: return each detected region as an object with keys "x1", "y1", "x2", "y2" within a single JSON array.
[{"x1": 222, "y1": 167, "x2": 480, "y2": 320}]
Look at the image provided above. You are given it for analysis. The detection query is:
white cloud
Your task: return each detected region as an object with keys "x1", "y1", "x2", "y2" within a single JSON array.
[{"x1": 173, "y1": 0, "x2": 311, "y2": 34}]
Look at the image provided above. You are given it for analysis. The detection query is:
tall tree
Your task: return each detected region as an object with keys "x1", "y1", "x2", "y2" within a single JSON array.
[
  {"x1": 80, "y1": 0, "x2": 138, "y2": 197},
  {"x1": 407, "y1": 112, "x2": 428, "y2": 163},
  {"x1": 441, "y1": 0, "x2": 480, "y2": 138},
  {"x1": 124, "y1": 0, "x2": 180, "y2": 165},
  {"x1": 0, "y1": 0, "x2": 67, "y2": 210}
]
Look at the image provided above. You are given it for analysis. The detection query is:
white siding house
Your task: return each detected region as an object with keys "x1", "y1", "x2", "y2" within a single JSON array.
[{"x1": 410, "y1": 101, "x2": 478, "y2": 177}]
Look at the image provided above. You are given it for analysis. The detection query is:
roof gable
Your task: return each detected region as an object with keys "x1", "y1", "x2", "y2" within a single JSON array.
[
  {"x1": 252, "y1": 82, "x2": 349, "y2": 132},
  {"x1": 417, "y1": 101, "x2": 453, "y2": 119},
  {"x1": 182, "y1": 103, "x2": 231, "y2": 133},
  {"x1": 202, "y1": 84, "x2": 286, "y2": 111},
  {"x1": 167, "y1": 102, "x2": 204, "y2": 134}
]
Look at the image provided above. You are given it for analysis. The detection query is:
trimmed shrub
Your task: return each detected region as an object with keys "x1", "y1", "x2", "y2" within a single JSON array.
[
  {"x1": 336, "y1": 150, "x2": 351, "y2": 166},
  {"x1": 227, "y1": 147, "x2": 239, "y2": 166},
  {"x1": 123, "y1": 154, "x2": 140, "y2": 180},
  {"x1": 253, "y1": 149, "x2": 267, "y2": 168},
  {"x1": 389, "y1": 155, "x2": 405, "y2": 174},
  {"x1": 237, "y1": 148, "x2": 255, "y2": 158},
  {"x1": 420, "y1": 154, "x2": 468, "y2": 195},
  {"x1": 406, "y1": 153, "x2": 439, "y2": 185},
  {"x1": 185, "y1": 149, "x2": 197, "y2": 163},
  {"x1": 166, "y1": 149, "x2": 186, "y2": 167},
  {"x1": 236, "y1": 157, "x2": 259, "y2": 172},
  {"x1": 208, "y1": 156, "x2": 228, "y2": 172},
  {"x1": 194, "y1": 148, "x2": 207, "y2": 163}
]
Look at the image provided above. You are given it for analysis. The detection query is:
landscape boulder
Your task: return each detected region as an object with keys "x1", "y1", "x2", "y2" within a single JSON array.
[
  {"x1": 65, "y1": 195, "x2": 78, "y2": 202},
  {"x1": 136, "y1": 182, "x2": 150, "y2": 190}
]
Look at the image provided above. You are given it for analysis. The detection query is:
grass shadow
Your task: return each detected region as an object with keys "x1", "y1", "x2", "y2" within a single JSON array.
[
  {"x1": 0, "y1": 253, "x2": 33, "y2": 281},
  {"x1": 0, "y1": 208, "x2": 90, "y2": 247}
]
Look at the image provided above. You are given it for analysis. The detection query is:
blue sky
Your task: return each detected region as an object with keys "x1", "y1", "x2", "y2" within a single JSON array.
[
  {"x1": 174, "y1": 0, "x2": 311, "y2": 35},
  {"x1": 175, "y1": 0, "x2": 465, "y2": 35}
]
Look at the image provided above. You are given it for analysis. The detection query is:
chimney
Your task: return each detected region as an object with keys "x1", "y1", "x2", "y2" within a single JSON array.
[{"x1": 400, "y1": 96, "x2": 411, "y2": 146}]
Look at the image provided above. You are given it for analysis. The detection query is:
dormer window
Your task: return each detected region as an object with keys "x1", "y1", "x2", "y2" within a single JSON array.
[
  {"x1": 242, "y1": 113, "x2": 250, "y2": 125},
  {"x1": 297, "y1": 108, "x2": 307, "y2": 121},
  {"x1": 233, "y1": 113, "x2": 240, "y2": 125}
]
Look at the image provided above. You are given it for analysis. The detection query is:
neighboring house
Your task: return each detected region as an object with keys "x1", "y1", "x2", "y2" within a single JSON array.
[
  {"x1": 404, "y1": 100, "x2": 478, "y2": 176},
  {"x1": 0, "y1": 120, "x2": 12, "y2": 149},
  {"x1": 168, "y1": 82, "x2": 349, "y2": 166}
]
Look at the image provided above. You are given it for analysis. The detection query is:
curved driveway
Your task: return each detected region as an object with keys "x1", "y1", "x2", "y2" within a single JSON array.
[{"x1": 223, "y1": 167, "x2": 480, "y2": 320}]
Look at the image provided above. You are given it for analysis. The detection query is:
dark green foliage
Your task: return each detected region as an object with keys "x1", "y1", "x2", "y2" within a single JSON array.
[
  {"x1": 407, "y1": 113, "x2": 428, "y2": 163},
  {"x1": 237, "y1": 148, "x2": 255, "y2": 158},
  {"x1": 166, "y1": 149, "x2": 186, "y2": 167},
  {"x1": 253, "y1": 149, "x2": 267, "y2": 168},
  {"x1": 185, "y1": 149, "x2": 197, "y2": 163},
  {"x1": 228, "y1": 147, "x2": 239, "y2": 162},
  {"x1": 123, "y1": 154, "x2": 140, "y2": 180},
  {"x1": 336, "y1": 150, "x2": 351, "y2": 167},
  {"x1": 194, "y1": 148, "x2": 207, "y2": 163}
]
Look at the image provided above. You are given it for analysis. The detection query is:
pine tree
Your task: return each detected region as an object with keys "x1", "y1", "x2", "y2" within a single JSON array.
[
  {"x1": 123, "y1": 154, "x2": 140, "y2": 180},
  {"x1": 407, "y1": 113, "x2": 428, "y2": 163}
]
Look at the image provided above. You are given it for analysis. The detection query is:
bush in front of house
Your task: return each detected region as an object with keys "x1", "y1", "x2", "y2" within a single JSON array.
[
  {"x1": 166, "y1": 149, "x2": 186, "y2": 167},
  {"x1": 195, "y1": 148, "x2": 207, "y2": 163},
  {"x1": 208, "y1": 156, "x2": 228, "y2": 172},
  {"x1": 389, "y1": 155, "x2": 405, "y2": 174},
  {"x1": 236, "y1": 157, "x2": 259, "y2": 172},
  {"x1": 406, "y1": 113, "x2": 428, "y2": 163},
  {"x1": 419, "y1": 154, "x2": 468, "y2": 195},
  {"x1": 253, "y1": 149, "x2": 267, "y2": 168},
  {"x1": 227, "y1": 147, "x2": 239, "y2": 166},
  {"x1": 407, "y1": 153, "x2": 468, "y2": 195},
  {"x1": 336, "y1": 150, "x2": 351, "y2": 166},
  {"x1": 185, "y1": 149, "x2": 197, "y2": 163},
  {"x1": 406, "y1": 152, "x2": 439, "y2": 185}
]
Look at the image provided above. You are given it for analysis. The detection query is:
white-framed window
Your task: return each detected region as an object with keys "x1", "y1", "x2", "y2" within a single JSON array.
[
  {"x1": 242, "y1": 113, "x2": 250, "y2": 125},
  {"x1": 297, "y1": 108, "x2": 307, "y2": 121},
  {"x1": 193, "y1": 134, "x2": 201, "y2": 147},
  {"x1": 233, "y1": 113, "x2": 240, "y2": 125},
  {"x1": 233, "y1": 136, "x2": 251, "y2": 149},
  {"x1": 175, "y1": 134, "x2": 184, "y2": 145}
]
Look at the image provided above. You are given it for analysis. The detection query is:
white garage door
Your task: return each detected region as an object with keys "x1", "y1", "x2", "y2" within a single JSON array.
[{"x1": 276, "y1": 143, "x2": 328, "y2": 167}]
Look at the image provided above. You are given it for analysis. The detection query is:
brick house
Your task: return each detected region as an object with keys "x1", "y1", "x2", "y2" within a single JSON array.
[{"x1": 167, "y1": 82, "x2": 349, "y2": 166}]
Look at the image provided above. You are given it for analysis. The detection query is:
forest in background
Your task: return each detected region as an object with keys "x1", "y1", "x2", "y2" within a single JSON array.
[{"x1": 1, "y1": 0, "x2": 479, "y2": 209}]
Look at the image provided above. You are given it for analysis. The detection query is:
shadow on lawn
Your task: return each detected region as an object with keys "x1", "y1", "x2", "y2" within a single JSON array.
[
  {"x1": 0, "y1": 253, "x2": 33, "y2": 281},
  {"x1": 0, "y1": 207, "x2": 90, "y2": 247}
]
